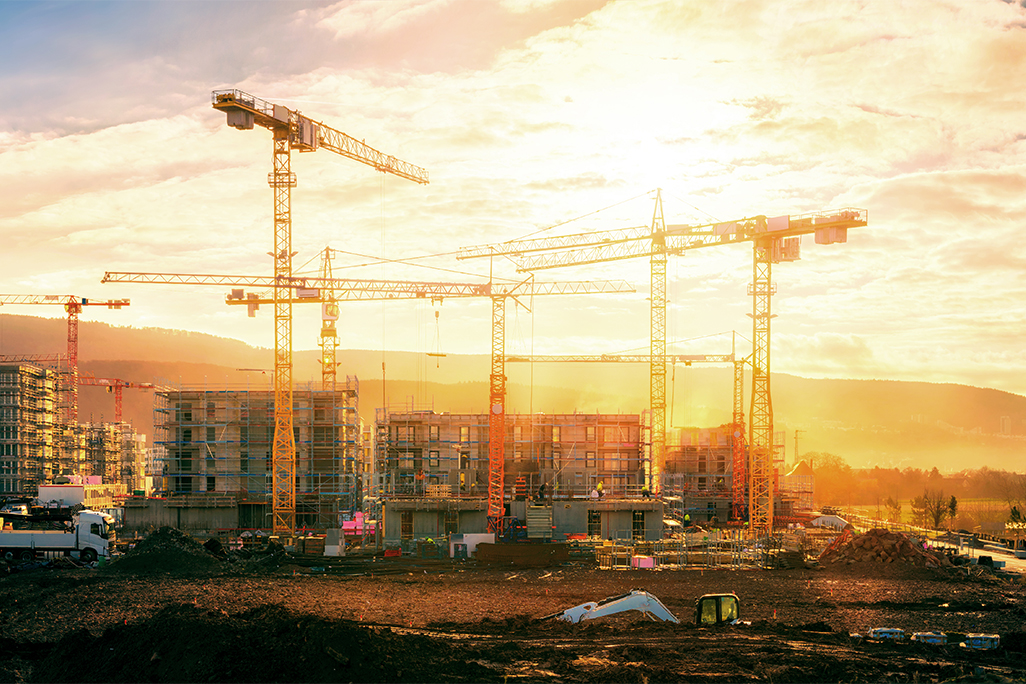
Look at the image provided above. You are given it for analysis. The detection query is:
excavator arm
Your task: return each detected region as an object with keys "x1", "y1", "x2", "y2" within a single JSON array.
[{"x1": 549, "y1": 590, "x2": 679, "y2": 624}]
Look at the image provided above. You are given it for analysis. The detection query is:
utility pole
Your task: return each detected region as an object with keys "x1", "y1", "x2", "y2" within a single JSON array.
[{"x1": 794, "y1": 429, "x2": 806, "y2": 467}]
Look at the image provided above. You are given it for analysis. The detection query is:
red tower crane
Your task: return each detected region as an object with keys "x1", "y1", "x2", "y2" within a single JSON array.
[
  {"x1": 78, "y1": 376, "x2": 156, "y2": 423},
  {"x1": 0, "y1": 295, "x2": 130, "y2": 423}
]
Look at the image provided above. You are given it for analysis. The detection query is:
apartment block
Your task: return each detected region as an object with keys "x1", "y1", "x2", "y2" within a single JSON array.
[
  {"x1": 0, "y1": 363, "x2": 57, "y2": 495},
  {"x1": 155, "y1": 378, "x2": 362, "y2": 528},
  {"x1": 375, "y1": 411, "x2": 663, "y2": 543},
  {"x1": 0, "y1": 363, "x2": 141, "y2": 497},
  {"x1": 375, "y1": 411, "x2": 645, "y2": 498}
]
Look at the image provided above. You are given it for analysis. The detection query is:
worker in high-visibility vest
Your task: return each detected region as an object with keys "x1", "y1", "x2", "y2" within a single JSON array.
[{"x1": 597, "y1": 481, "x2": 604, "y2": 498}]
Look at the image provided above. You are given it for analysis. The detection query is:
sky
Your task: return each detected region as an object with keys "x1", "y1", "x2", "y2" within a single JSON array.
[{"x1": 1, "y1": 0, "x2": 1025, "y2": 396}]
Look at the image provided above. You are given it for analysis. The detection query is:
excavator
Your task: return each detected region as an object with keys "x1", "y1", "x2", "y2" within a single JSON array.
[{"x1": 546, "y1": 590, "x2": 743, "y2": 626}]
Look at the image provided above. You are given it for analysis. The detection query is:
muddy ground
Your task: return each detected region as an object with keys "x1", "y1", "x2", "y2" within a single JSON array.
[{"x1": 0, "y1": 543, "x2": 1024, "y2": 683}]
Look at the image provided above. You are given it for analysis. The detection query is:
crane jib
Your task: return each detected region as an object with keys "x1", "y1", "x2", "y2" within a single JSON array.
[{"x1": 211, "y1": 89, "x2": 428, "y2": 184}]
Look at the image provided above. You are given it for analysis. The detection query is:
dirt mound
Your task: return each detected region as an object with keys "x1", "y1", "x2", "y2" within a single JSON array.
[
  {"x1": 107, "y1": 527, "x2": 222, "y2": 574},
  {"x1": 820, "y1": 528, "x2": 953, "y2": 569},
  {"x1": 30, "y1": 603, "x2": 498, "y2": 683}
]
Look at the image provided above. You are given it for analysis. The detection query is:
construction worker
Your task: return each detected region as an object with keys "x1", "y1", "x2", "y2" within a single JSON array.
[
  {"x1": 536, "y1": 482, "x2": 546, "y2": 502},
  {"x1": 597, "y1": 481, "x2": 604, "y2": 498}
]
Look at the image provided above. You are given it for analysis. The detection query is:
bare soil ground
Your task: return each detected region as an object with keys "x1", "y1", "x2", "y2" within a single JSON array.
[{"x1": 0, "y1": 537, "x2": 1023, "y2": 683}]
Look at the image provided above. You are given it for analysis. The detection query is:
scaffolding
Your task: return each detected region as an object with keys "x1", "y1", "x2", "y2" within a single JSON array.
[
  {"x1": 155, "y1": 376, "x2": 361, "y2": 529},
  {"x1": 375, "y1": 410, "x2": 644, "y2": 500},
  {"x1": 662, "y1": 426, "x2": 735, "y2": 497},
  {"x1": 83, "y1": 423, "x2": 121, "y2": 484},
  {"x1": 0, "y1": 363, "x2": 56, "y2": 496}
]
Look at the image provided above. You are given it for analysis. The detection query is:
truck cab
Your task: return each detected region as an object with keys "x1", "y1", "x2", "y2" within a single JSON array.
[{"x1": 76, "y1": 510, "x2": 116, "y2": 561}]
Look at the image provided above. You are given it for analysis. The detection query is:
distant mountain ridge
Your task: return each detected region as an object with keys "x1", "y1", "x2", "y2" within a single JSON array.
[{"x1": 3, "y1": 313, "x2": 1024, "y2": 472}]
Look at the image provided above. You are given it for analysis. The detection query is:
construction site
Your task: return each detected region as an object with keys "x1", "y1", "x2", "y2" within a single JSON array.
[{"x1": 0, "y1": 87, "x2": 1024, "y2": 683}]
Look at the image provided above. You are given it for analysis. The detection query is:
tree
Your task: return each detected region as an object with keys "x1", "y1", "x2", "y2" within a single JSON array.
[
  {"x1": 884, "y1": 496, "x2": 902, "y2": 523},
  {"x1": 910, "y1": 495, "x2": 928, "y2": 527},
  {"x1": 803, "y1": 452, "x2": 851, "y2": 507},
  {"x1": 922, "y1": 489, "x2": 948, "y2": 529},
  {"x1": 1010, "y1": 506, "x2": 1025, "y2": 524},
  {"x1": 947, "y1": 495, "x2": 958, "y2": 529}
]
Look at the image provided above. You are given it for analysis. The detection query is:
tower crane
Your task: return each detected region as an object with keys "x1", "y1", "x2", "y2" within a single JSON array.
[
  {"x1": 78, "y1": 376, "x2": 156, "y2": 424},
  {"x1": 78, "y1": 375, "x2": 155, "y2": 485},
  {"x1": 211, "y1": 88, "x2": 428, "y2": 536},
  {"x1": 459, "y1": 191, "x2": 866, "y2": 531},
  {"x1": 0, "y1": 295, "x2": 130, "y2": 424},
  {"x1": 102, "y1": 270, "x2": 634, "y2": 533}
]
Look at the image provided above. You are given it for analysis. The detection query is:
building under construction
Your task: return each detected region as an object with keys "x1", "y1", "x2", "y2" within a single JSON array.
[
  {"x1": 154, "y1": 377, "x2": 362, "y2": 529},
  {"x1": 375, "y1": 410, "x2": 645, "y2": 498},
  {"x1": 375, "y1": 410, "x2": 663, "y2": 543},
  {"x1": 0, "y1": 362, "x2": 145, "y2": 497},
  {"x1": 663, "y1": 425, "x2": 814, "y2": 523}
]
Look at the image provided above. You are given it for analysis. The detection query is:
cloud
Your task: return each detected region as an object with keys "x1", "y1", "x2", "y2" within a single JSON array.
[
  {"x1": 316, "y1": 0, "x2": 455, "y2": 39},
  {"x1": 2, "y1": 0, "x2": 1026, "y2": 398}
]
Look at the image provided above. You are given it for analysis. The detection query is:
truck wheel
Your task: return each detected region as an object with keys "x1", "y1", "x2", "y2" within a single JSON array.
[
  {"x1": 80, "y1": 548, "x2": 97, "y2": 563},
  {"x1": 2, "y1": 551, "x2": 12, "y2": 561},
  {"x1": 19, "y1": 550, "x2": 33, "y2": 562}
]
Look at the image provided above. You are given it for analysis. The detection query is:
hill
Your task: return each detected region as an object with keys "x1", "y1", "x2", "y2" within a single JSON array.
[{"x1": 3, "y1": 313, "x2": 1025, "y2": 472}]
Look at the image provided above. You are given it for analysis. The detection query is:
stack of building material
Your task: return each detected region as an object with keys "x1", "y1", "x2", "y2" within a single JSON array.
[
  {"x1": 819, "y1": 528, "x2": 952, "y2": 568},
  {"x1": 596, "y1": 543, "x2": 632, "y2": 570}
]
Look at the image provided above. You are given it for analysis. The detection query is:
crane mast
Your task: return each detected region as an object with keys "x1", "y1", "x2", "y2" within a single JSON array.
[
  {"x1": 460, "y1": 193, "x2": 867, "y2": 532},
  {"x1": 212, "y1": 88, "x2": 428, "y2": 537}
]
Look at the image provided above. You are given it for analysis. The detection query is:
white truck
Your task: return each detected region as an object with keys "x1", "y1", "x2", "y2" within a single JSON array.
[{"x1": 0, "y1": 509, "x2": 115, "y2": 563}]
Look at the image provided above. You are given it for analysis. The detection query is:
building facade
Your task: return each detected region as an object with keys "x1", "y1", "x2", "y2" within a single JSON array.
[
  {"x1": 0, "y1": 363, "x2": 143, "y2": 497},
  {"x1": 155, "y1": 378, "x2": 362, "y2": 528},
  {"x1": 0, "y1": 363, "x2": 56, "y2": 495},
  {"x1": 375, "y1": 411, "x2": 645, "y2": 498},
  {"x1": 376, "y1": 411, "x2": 663, "y2": 543}
]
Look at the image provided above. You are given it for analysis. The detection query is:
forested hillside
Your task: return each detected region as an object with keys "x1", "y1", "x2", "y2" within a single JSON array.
[{"x1": 3, "y1": 313, "x2": 1025, "y2": 472}]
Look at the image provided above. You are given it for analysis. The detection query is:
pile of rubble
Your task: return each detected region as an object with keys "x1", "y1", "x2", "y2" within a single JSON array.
[
  {"x1": 109, "y1": 526, "x2": 223, "y2": 573},
  {"x1": 819, "y1": 528, "x2": 953, "y2": 568}
]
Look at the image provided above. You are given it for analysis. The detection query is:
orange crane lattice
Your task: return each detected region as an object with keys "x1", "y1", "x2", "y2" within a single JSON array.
[{"x1": 0, "y1": 295, "x2": 130, "y2": 423}]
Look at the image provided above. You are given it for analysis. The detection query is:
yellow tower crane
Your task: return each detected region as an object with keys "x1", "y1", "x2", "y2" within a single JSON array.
[
  {"x1": 459, "y1": 191, "x2": 866, "y2": 532},
  {"x1": 102, "y1": 270, "x2": 634, "y2": 534},
  {"x1": 211, "y1": 89, "x2": 429, "y2": 536}
]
